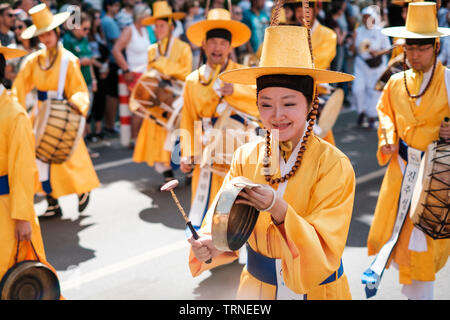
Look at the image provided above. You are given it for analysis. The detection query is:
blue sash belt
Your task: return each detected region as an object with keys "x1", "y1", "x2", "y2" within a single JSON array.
[
  {"x1": 0, "y1": 175, "x2": 9, "y2": 195},
  {"x1": 37, "y1": 90, "x2": 48, "y2": 102},
  {"x1": 208, "y1": 113, "x2": 247, "y2": 128},
  {"x1": 246, "y1": 243, "x2": 344, "y2": 287}
]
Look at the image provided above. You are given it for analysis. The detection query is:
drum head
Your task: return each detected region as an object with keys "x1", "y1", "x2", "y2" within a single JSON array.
[
  {"x1": 35, "y1": 100, "x2": 84, "y2": 164},
  {"x1": 411, "y1": 142, "x2": 450, "y2": 239},
  {"x1": 317, "y1": 88, "x2": 344, "y2": 138},
  {"x1": 0, "y1": 261, "x2": 60, "y2": 300},
  {"x1": 212, "y1": 177, "x2": 260, "y2": 251},
  {"x1": 131, "y1": 69, "x2": 183, "y2": 128}
]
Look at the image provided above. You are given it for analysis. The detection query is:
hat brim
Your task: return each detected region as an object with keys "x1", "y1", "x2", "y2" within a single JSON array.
[
  {"x1": 219, "y1": 66, "x2": 355, "y2": 85},
  {"x1": 21, "y1": 11, "x2": 71, "y2": 39},
  {"x1": 141, "y1": 12, "x2": 186, "y2": 25},
  {"x1": 381, "y1": 26, "x2": 450, "y2": 39},
  {"x1": 186, "y1": 20, "x2": 251, "y2": 48},
  {"x1": 0, "y1": 46, "x2": 28, "y2": 59}
]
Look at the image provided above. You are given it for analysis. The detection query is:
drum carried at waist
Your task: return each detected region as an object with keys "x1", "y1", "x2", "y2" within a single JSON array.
[
  {"x1": 200, "y1": 105, "x2": 260, "y2": 176},
  {"x1": 314, "y1": 86, "x2": 345, "y2": 139},
  {"x1": 34, "y1": 99, "x2": 85, "y2": 164},
  {"x1": 130, "y1": 68, "x2": 184, "y2": 131},
  {"x1": 410, "y1": 140, "x2": 450, "y2": 239}
]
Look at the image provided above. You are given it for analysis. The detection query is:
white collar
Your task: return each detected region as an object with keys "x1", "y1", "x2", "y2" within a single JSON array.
[
  {"x1": 0, "y1": 84, "x2": 4, "y2": 97},
  {"x1": 311, "y1": 19, "x2": 319, "y2": 33}
]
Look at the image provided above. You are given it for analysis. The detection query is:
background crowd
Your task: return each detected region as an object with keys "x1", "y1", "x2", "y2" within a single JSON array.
[{"x1": 1, "y1": 0, "x2": 449, "y2": 153}]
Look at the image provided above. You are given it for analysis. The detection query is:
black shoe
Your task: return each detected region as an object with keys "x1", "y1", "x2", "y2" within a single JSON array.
[
  {"x1": 356, "y1": 112, "x2": 366, "y2": 127},
  {"x1": 185, "y1": 170, "x2": 193, "y2": 186},
  {"x1": 368, "y1": 118, "x2": 378, "y2": 131},
  {"x1": 162, "y1": 170, "x2": 174, "y2": 182},
  {"x1": 78, "y1": 192, "x2": 90, "y2": 213},
  {"x1": 102, "y1": 127, "x2": 119, "y2": 138},
  {"x1": 40, "y1": 195, "x2": 62, "y2": 220},
  {"x1": 159, "y1": 170, "x2": 175, "y2": 189}
]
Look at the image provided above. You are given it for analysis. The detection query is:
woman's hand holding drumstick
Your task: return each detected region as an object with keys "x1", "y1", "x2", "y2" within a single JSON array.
[{"x1": 160, "y1": 179, "x2": 212, "y2": 264}]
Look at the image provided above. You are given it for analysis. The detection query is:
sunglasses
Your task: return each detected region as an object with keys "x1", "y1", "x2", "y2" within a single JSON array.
[{"x1": 15, "y1": 24, "x2": 25, "y2": 30}]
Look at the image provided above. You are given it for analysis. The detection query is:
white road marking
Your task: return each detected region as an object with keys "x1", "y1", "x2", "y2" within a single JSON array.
[
  {"x1": 61, "y1": 240, "x2": 188, "y2": 291},
  {"x1": 355, "y1": 168, "x2": 386, "y2": 185},
  {"x1": 94, "y1": 157, "x2": 134, "y2": 171}
]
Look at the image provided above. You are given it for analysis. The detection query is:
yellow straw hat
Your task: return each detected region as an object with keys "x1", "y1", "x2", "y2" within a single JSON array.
[
  {"x1": 285, "y1": 0, "x2": 330, "y2": 2},
  {"x1": 391, "y1": 0, "x2": 424, "y2": 6},
  {"x1": 141, "y1": 1, "x2": 185, "y2": 25},
  {"x1": 186, "y1": 8, "x2": 251, "y2": 48},
  {"x1": 219, "y1": 25, "x2": 354, "y2": 85},
  {"x1": 0, "y1": 42, "x2": 28, "y2": 60},
  {"x1": 382, "y1": 2, "x2": 450, "y2": 38},
  {"x1": 21, "y1": 3, "x2": 71, "y2": 40}
]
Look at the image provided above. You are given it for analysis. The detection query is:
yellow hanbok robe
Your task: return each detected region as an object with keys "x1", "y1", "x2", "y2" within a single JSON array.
[
  {"x1": 312, "y1": 22, "x2": 337, "y2": 146},
  {"x1": 11, "y1": 44, "x2": 99, "y2": 199},
  {"x1": 131, "y1": 38, "x2": 192, "y2": 168},
  {"x1": 0, "y1": 88, "x2": 47, "y2": 279},
  {"x1": 180, "y1": 60, "x2": 259, "y2": 225},
  {"x1": 368, "y1": 62, "x2": 450, "y2": 284},
  {"x1": 189, "y1": 136, "x2": 356, "y2": 299}
]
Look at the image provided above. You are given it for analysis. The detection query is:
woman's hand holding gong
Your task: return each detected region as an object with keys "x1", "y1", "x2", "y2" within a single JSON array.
[{"x1": 235, "y1": 186, "x2": 288, "y2": 225}]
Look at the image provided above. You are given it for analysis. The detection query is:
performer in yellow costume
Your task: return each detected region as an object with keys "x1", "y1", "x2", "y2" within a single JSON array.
[
  {"x1": 362, "y1": 2, "x2": 450, "y2": 300},
  {"x1": 0, "y1": 43, "x2": 48, "y2": 281},
  {"x1": 187, "y1": 19, "x2": 356, "y2": 299},
  {"x1": 180, "y1": 8, "x2": 259, "y2": 231},
  {"x1": 291, "y1": 0, "x2": 338, "y2": 145},
  {"x1": 12, "y1": 4, "x2": 100, "y2": 219},
  {"x1": 131, "y1": 1, "x2": 192, "y2": 184}
]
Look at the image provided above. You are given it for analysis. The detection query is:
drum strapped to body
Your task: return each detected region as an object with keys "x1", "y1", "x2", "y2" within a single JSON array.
[
  {"x1": 375, "y1": 53, "x2": 404, "y2": 91},
  {"x1": 410, "y1": 141, "x2": 450, "y2": 239},
  {"x1": 314, "y1": 86, "x2": 344, "y2": 138},
  {"x1": 200, "y1": 105, "x2": 261, "y2": 176},
  {"x1": 241, "y1": 53, "x2": 260, "y2": 67},
  {"x1": 34, "y1": 99, "x2": 85, "y2": 164},
  {"x1": 212, "y1": 176, "x2": 261, "y2": 251},
  {"x1": 130, "y1": 68, "x2": 184, "y2": 132}
]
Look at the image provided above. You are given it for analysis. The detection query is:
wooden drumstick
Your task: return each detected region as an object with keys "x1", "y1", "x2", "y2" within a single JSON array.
[
  {"x1": 160, "y1": 180, "x2": 212, "y2": 264},
  {"x1": 381, "y1": 127, "x2": 389, "y2": 146}
]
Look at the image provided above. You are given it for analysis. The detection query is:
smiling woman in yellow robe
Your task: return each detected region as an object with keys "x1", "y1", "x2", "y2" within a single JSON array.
[{"x1": 187, "y1": 25, "x2": 356, "y2": 300}]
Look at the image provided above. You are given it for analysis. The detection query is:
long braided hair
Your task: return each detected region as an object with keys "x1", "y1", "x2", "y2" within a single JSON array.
[{"x1": 0, "y1": 53, "x2": 7, "y2": 87}]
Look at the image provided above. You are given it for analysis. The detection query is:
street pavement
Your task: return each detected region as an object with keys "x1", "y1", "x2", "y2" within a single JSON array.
[{"x1": 34, "y1": 109, "x2": 450, "y2": 300}]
